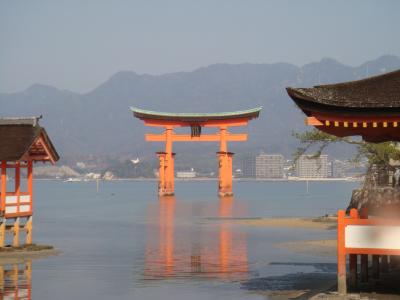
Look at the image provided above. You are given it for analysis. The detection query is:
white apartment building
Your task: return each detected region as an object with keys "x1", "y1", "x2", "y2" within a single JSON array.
[
  {"x1": 295, "y1": 155, "x2": 329, "y2": 178},
  {"x1": 255, "y1": 154, "x2": 284, "y2": 178},
  {"x1": 176, "y1": 171, "x2": 197, "y2": 178}
]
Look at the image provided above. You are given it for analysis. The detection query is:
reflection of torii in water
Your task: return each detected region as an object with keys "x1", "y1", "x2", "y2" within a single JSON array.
[{"x1": 143, "y1": 196, "x2": 248, "y2": 280}]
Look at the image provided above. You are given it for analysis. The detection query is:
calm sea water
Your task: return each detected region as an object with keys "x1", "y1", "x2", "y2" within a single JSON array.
[{"x1": 5, "y1": 180, "x2": 359, "y2": 299}]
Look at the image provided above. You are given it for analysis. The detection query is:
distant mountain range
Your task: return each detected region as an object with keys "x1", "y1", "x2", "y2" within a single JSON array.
[{"x1": 1, "y1": 55, "x2": 400, "y2": 162}]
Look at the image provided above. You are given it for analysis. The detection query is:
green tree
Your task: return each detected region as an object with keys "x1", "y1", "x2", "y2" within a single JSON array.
[{"x1": 294, "y1": 129, "x2": 400, "y2": 186}]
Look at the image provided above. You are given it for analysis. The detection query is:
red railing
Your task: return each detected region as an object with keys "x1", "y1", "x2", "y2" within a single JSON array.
[
  {"x1": 0, "y1": 161, "x2": 33, "y2": 218},
  {"x1": 337, "y1": 208, "x2": 400, "y2": 294}
]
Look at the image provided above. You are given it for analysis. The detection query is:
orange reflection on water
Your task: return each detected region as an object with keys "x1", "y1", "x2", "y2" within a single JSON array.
[
  {"x1": 218, "y1": 196, "x2": 248, "y2": 277},
  {"x1": 144, "y1": 195, "x2": 248, "y2": 281},
  {"x1": 0, "y1": 261, "x2": 31, "y2": 299},
  {"x1": 159, "y1": 196, "x2": 176, "y2": 275}
]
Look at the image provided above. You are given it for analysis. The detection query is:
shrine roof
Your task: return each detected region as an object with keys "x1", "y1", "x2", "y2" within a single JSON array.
[
  {"x1": 0, "y1": 117, "x2": 59, "y2": 162},
  {"x1": 286, "y1": 69, "x2": 400, "y2": 115}
]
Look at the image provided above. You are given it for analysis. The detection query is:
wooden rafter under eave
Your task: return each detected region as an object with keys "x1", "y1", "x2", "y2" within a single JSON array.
[{"x1": 20, "y1": 132, "x2": 58, "y2": 164}]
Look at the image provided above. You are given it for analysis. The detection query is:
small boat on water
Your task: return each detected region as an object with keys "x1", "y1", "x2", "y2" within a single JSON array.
[{"x1": 64, "y1": 178, "x2": 82, "y2": 183}]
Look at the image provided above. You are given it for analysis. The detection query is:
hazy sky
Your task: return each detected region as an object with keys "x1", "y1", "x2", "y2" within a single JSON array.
[{"x1": 1, "y1": 0, "x2": 399, "y2": 93}]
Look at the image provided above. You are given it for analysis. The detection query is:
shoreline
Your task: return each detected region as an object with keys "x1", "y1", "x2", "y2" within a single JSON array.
[
  {"x1": 0, "y1": 244, "x2": 60, "y2": 265},
  {"x1": 236, "y1": 215, "x2": 337, "y2": 230},
  {"x1": 35, "y1": 177, "x2": 362, "y2": 182},
  {"x1": 275, "y1": 239, "x2": 337, "y2": 257}
]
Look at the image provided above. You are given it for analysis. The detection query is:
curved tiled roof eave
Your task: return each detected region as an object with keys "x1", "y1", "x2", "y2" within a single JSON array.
[{"x1": 287, "y1": 69, "x2": 400, "y2": 109}]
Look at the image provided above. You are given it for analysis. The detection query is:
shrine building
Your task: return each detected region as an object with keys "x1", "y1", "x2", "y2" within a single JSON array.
[
  {"x1": 0, "y1": 117, "x2": 59, "y2": 247},
  {"x1": 287, "y1": 69, "x2": 400, "y2": 295}
]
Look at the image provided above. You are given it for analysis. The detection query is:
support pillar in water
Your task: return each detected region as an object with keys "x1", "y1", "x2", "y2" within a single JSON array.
[
  {"x1": 217, "y1": 151, "x2": 234, "y2": 197},
  {"x1": 157, "y1": 151, "x2": 175, "y2": 196},
  {"x1": 217, "y1": 126, "x2": 233, "y2": 197}
]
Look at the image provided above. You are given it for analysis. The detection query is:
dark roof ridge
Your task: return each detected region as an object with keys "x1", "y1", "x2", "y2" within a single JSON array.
[
  {"x1": 313, "y1": 68, "x2": 400, "y2": 89},
  {"x1": 0, "y1": 116, "x2": 42, "y2": 126},
  {"x1": 0, "y1": 116, "x2": 59, "y2": 162},
  {"x1": 286, "y1": 69, "x2": 400, "y2": 109}
]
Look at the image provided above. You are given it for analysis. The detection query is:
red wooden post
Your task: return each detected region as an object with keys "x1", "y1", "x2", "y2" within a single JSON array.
[
  {"x1": 15, "y1": 161, "x2": 20, "y2": 214},
  {"x1": 26, "y1": 160, "x2": 33, "y2": 244},
  {"x1": 1, "y1": 161, "x2": 6, "y2": 212},
  {"x1": 349, "y1": 208, "x2": 358, "y2": 289},
  {"x1": 0, "y1": 161, "x2": 5, "y2": 247},
  {"x1": 337, "y1": 209, "x2": 347, "y2": 294},
  {"x1": 27, "y1": 160, "x2": 33, "y2": 214},
  {"x1": 359, "y1": 208, "x2": 369, "y2": 283}
]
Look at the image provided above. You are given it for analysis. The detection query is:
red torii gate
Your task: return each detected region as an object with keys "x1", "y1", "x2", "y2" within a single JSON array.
[{"x1": 131, "y1": 107, "x2": 261, "y2": 196}]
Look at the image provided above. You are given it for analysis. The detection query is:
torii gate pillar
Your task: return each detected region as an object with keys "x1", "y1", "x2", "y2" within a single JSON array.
[
  {"x1": 156, "y1": 126, "x2": 175, "y2": 196},
  {"x1": 217, "y1": 151, "x2": 234, "y2": 197},
  {"x1": 217, "y1": 126, "x2": 233, "y2": 197},
  {"x1": 157, "y1": 126, "x2": 234, "y2": 197},
  {"x1": 157, "y1": 151, "x2": 175, "y2": 196}
]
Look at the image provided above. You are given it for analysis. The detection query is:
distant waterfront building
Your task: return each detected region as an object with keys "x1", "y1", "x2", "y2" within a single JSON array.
[
  {"x1": 327, "y1": 161, "x2": 333, "y2": 178},
  {"x1": 176, "y1": 171, "x2": 197, "y2": 178},
  {"x1": 241, "y1": 154, "x2": 256, "y2": 178},
  {"x1": 283, "y1": 159, "x2": 295, "y2": 177},
  {"x1": 295, "y1": 155, "x2": 328, "y2": 178},
  {"x1": 76, "y1": 162, "x2": 86, "y2": 169},
  {"x1": 84, "y1": 172, "x2": 101, "y2": 180},
  {"x1": 331, "y1": 160, "x2": 347, "y2": 178},
  {"x1": 255, "y1": 153, "x2": 284, "y2": 179},
  {"x1": 103, "y1": 171, "x2": 115, "y2": 180}
]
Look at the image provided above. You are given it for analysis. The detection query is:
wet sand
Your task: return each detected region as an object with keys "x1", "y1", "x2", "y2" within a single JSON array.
[
  {"x1": 275, "y1": 239, "x2": 337, "y2": 257},
  {"x1": 0, "y1": 244, "x2": 60, "y2": 265},
  {"x1": 238, "y1": 215, "x2": 337, "y2": 230},
  {"x1": 310, "y1": 292, "x2": 400, "y2": 299},
  {"x1": 236, "y1": 216, "x2": 339, "y2": 298},
  {"x1": 238, "y1": 216, "x2": 338, "y2": 257},
  {"x1": 242, "y1": 271, "x2": 337, "y2": 300}
]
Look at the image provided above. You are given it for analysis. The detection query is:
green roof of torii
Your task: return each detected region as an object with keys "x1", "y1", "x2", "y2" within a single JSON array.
[{"x1": 131, "y1": 107, "x2": 262, "y2": 122}]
